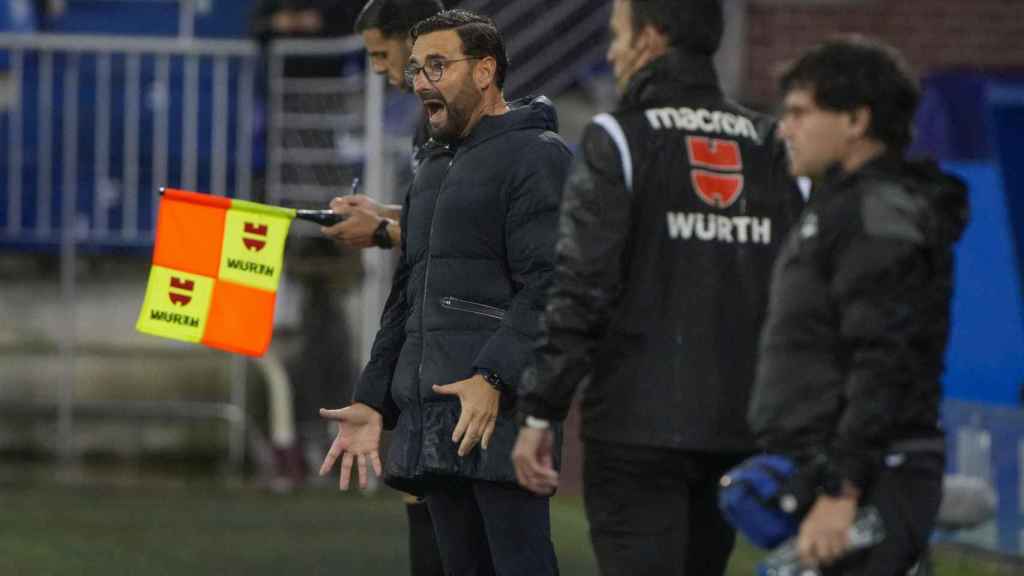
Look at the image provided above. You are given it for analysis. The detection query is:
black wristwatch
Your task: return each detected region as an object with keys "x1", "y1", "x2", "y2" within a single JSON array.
[
  {"x1": 373, "y1": 219, "x2": 393, "y2": 249},
  {"x1": 477, "y1": 369, "x2": 503, "y2": 391}
]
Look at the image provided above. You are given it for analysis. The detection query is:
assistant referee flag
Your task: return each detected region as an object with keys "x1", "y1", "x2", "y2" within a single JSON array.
[{"x1": 136, "y1": 188, "x2": 295, "y2": 357}]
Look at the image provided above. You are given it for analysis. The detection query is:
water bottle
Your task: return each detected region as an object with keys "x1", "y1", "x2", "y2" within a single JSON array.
[{"x1": 756, "y1": 506, "x2": 885, "y2": 576}]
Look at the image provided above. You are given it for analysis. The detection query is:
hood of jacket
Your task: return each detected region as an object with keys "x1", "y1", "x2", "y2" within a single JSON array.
[
  {"x1": 450, "y1": 95, "x2": 560, "y2": 151},
  {"x1": 904, "y1": 158, "x2": 970, "y2": 246},
  {"x1": 820, "y1": 153, "x2": 970, "y2": 247}
]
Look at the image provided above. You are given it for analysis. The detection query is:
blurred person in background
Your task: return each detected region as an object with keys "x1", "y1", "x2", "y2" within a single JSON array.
[
  {"x1": 319, "y1": 9, "x2": 571, "y2": 574},
  {"x1": 748, "y1": 35, "x2": 968, "y2": 573},
  {"x1": 250, "y1": 0, "x2": 359, "y2": 42},
  {"x1": 320, "y1": 3, "x2": 445, "y2": 576},
  {"x1": 322, "y1": 0, "x2": 446, "y2": 252},
  {"x1": 512, "y1": 0, "x2": 803, "y2": 574},
  {"x1": 250, "y1": 0, "x2": 360, "y2": 78}
]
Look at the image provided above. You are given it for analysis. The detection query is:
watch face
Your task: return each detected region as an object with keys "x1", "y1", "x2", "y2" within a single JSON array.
[{"x1": 374, "y1": 220, "x2": 392, "y2": 248}]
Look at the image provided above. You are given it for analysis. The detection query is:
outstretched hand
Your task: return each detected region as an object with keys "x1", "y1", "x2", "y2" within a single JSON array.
[
  {"x1": 318, "y1": 402, "x2": 384, "y2": 490},
  {"x1": 432, "y1": 374, "x2": 500, "y2": 457}
]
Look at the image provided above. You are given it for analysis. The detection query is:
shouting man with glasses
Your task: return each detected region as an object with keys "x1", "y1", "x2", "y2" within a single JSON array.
[{"x1": 319, "y1": 9, "x2": 571, "y2": 575}]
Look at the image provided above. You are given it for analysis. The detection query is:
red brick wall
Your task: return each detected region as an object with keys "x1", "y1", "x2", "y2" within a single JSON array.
[{"x1": 744, "y1": 0, "x2": 1024, "y2": 106}]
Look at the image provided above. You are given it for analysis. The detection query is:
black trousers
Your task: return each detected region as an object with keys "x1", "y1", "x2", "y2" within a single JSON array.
[
  {"x1": 406, "y1": 499, "x2": 444, "y2": 576},
  {"x1": 823, "y1": 451, "x2": 944, "y2": 576},
  {"x1": 423, "y1": 478, "x2": 559, "y2": 576},
  {"x1": 583, "y1": 440, "x2": 750, "y2": 576}
]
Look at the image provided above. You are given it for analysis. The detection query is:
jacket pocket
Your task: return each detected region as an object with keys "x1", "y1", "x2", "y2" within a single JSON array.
[{"x1": 440, "y1": 296, "x2": 506, "y2": 321}]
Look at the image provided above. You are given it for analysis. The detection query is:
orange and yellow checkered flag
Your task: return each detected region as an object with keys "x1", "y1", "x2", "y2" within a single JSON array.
[{"x1": 136, "y1": 188, "x2": 296, "y2": 357}]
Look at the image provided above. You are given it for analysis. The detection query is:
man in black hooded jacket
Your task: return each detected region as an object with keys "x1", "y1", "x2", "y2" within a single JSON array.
[
  {"x1": 748, "y1": 36, "x2": 969, "y2": 574},
  {"x1": 319, "y1": 9, "x2": 571, "y2": 575},
  {"x1": 513, "y1": 1, "x2": 803, "y2": 574}
]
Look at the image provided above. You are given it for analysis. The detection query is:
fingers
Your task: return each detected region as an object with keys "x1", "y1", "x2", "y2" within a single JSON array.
[
  {"x1": 822, "y1": 531, "x2": 848, "y2": 565},
  {"x1": 432, "y1": 383, "x2": 458, "y2": 396},
  {"x1": 320, "y1": 442, "x2": 340, "y2": 476},
  {"x1": 319, "y1": 425, "x2": 347, "y2": 476},
  {"x1": 512, "y1": 430, "x2": 559, "y2": 495},
  {"x1": 798, "y1": 528, "x2": 817, "y2": 568},
  {"x1": 526, "y1": 452, "x2": 559, "y2": 495},
  {"x1": 329, "y1": 196, "x2": 363, "y2": 211},
  {"x1": 457, "y1": 426, "x2": 480, "y2": 457},
  {"x1": 371, "y1": 452, "x2": 383, "y2": 477},
  {"x1": 357, "y1": 453, "x2": 369, "y2": 490},
  {"x1": 480, "y1": 416, "x2": 497, "y2": 451},
  {"x1": 520, "y1": 462, "x2": 559, "y2": 495},
  {"x1": 319, "y1": 407, "x2": 345, "y2": 422},
  {"x1": 797, "y1": 530, "x2": 847, "y2": 568},
  {"x1": 339, "y1": 452, "x2": 354, "y2": 491},
  {"x1": 452, "y1": 407, "x2": 490, "y2": 456},
  {"x1": 320, "y1": 210, "x2": 378, "y2": 248},
  {"x1": 451, "y1": 410, "x2": 470, "y2": 445},
  {"x1": 453, "y1": 410, "x2": 493, "y2": 457}
]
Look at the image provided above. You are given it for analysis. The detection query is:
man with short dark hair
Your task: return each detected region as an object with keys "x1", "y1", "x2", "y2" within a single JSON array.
[
  {"x1": 748, "y1": 35, "x2": 968, "y2": 574},
  {"x1": 355, "y1": 0, "x2": 444, "y2": 90},
  {"x1": 512, "y1": 1, "x2": 802, "y2": 574},
  {"x1": 320, "y1": 9, "x2": 570, "y2": 575},
  {"x1": 322, "y1": 0, "x2": 445, "y2": 251}
]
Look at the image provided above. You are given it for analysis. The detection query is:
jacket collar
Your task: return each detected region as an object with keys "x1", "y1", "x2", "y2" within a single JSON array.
[
  {"x1": 620, "y1": 49, "x2": 721, "y2": 109},
  {"x1": 808, "y1": 151, "x2": 905, "y2": 208},
  {"x1": 429, "y1": 95, "x2": 560, "y2": 152},
  {"x1": 820, "y1": 151, "x2": 904, "y2": 190}
]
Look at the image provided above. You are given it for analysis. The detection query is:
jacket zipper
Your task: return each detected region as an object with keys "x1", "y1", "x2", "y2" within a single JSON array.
[
  {"x1": 418, "y1": 150, "x2": 457, "y2": 382},
  {"x1": 440, "y1": 296, "x2": 506, "y2": 321}
]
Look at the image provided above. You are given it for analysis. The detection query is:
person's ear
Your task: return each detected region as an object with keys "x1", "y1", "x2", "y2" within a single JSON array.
[
  {"x1": 474, "y1": 56, "x2": 496, "y2": 90},
  {"x1": 847, "y1": 106, "x2": 872, "y2": 140}
]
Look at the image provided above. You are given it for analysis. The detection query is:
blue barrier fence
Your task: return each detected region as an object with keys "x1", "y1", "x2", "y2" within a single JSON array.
[
  {"x1": 0, "y1": 52, "x2": 255, "y2": 249},
  {"x1": 0, "y1": 33, "x2": 260, "y2": 250}
]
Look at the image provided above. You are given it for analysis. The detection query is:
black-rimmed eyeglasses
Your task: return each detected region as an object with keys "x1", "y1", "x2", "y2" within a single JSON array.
[{"x1": 404, "y1": 57, "x2": 481, "y2": 86}]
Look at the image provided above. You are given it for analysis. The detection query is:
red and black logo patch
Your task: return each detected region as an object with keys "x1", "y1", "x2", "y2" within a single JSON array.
[
  {"x1": 168, "y1": 277, "x2": 195, "y2": 306},
  {"x1": 243, "y1": 222, "x2": 268, "y2": 252},
  {"x1": 687, "y1": 136, "x2": 744, "y2": 209}
]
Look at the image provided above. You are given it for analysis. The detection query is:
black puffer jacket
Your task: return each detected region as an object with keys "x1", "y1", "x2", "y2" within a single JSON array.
[
  {"x1": 749, "y1": 154, "x2": 969, "y2": 491},
  {"x1": 518, "y1": 51, "x2": 803, "y2": 452},
  {"x1": 354, "y1": 96, "x2": 572, "y2": 493}
]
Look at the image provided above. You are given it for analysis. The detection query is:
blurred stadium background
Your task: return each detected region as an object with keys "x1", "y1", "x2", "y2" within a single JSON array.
[{"x1": 0, "y1": 1, "x2": 1022, "y2": 574}]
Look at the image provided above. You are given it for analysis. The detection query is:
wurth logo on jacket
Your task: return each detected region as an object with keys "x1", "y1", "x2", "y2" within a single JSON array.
[{"x1": 666, "y1": 212, "x2": 772, "y2": 244}]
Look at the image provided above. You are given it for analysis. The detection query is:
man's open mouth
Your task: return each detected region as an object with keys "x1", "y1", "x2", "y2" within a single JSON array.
[{"x1": 423, "y1": 99, "x2": 446, "y2": 120}]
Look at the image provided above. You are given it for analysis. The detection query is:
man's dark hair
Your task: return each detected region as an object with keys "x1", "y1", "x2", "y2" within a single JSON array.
[
  {"x1": 354, "y1": 0, "x2": 445, "y2": 39},
  {"x1": 410, "y1": 9, "x2": 508, "y2": 90},
  {"x1": 628, "y1": 0, "x2": 722, "y2": 56},
  {"x1": 780, "y1": 35, "x2": 921, "y2": 152}
]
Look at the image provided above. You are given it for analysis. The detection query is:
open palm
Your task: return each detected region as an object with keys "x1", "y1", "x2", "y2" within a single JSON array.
[{"x1": 318, "y1": 403, "x2": 383, "y2": 490}]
